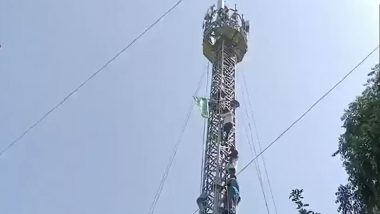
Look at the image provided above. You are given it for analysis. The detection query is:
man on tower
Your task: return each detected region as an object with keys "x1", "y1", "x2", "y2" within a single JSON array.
[
  {"x1": 226, "y1": 145, "x2": 238, "y2": 175},
  {"x1": 226, "y1": 175, "x2": 241, "y2": 214},
  {"x1": 221, "y1": 109, "x2": 233, "y2": 142},
  {"x1": 197, "y1": 192, "x2": 207, "y2": 214},
  {"x1": 221, "y1": 99, "x2": 239, "y2": 142},
  {"x1": 198, "y1": 0, "x2": 248, "y2": 212}
]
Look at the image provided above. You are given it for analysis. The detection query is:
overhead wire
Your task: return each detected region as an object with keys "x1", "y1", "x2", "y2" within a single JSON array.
[
  {"x1": 0, "y1": 0, "x2": 184, "y2": 158},
  {"x1": 241, "y1": 72, "x2": 278, "y2": 214},
  {"x1": 190, "y1": 45, "x2": 378, "y2": 214},
  {"x1": 239, "y1": 82, "x2": 271, "y2": 214},
  {"x1": 190, "y1": 45, "x2": 379, "y2": 214},
  {"x1": 243, "y1": 122, "x2": 271, "y2": 213},
  {"x1": 148, "y1": 69, "x2": 207, "y2": 214},
  {"x1": 237, "y1": 45, "x2": 379, "y2": 176},
  {"x1": 200, "y1": 62, "x2": 210, "y2": 192}
]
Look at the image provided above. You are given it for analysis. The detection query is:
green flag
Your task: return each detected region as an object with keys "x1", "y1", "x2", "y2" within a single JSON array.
[{"x1": 193, "y1": 96, "x2": 209, "y2": 118}]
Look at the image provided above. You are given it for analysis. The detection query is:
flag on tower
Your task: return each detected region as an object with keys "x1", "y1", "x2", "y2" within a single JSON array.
[{"x1": 193, "y1": 96, "x2": 209, "y2": 118}]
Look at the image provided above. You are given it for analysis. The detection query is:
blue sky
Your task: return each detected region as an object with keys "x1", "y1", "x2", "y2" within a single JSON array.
[{"x1": 0, "y1": 0, "x2": 378, "y2": 213}]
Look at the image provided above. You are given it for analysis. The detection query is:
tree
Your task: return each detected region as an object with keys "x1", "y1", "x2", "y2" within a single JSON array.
[
  {"x1": 334, "y1": 64, "x2": 380, "y2": 213},
  {"x1": 289, "y1": 189, "x2": 320, "y2": 214},
  {"x1": 335, "y1": 183, "x2": 366, "y2": 214}
]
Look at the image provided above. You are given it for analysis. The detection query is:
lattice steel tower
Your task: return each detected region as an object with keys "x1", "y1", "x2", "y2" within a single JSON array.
[{"x1": 197, "y1": 0, "x2": 249, "y2": 214}]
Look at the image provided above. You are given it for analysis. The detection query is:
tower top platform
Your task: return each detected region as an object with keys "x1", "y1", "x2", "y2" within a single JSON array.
[{"x1": 202, "y1": 5, "x2": 249, "y2": 63}]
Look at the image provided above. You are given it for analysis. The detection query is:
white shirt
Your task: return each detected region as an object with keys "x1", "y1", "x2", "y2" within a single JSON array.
[{"x1": 221, "y1": 111, "x2": 233, "y2": 124}]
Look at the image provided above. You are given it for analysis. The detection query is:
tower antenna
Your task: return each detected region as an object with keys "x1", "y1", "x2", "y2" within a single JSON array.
[{"x1": 197, "y1": 2, "x2": 250, "y2": 214}]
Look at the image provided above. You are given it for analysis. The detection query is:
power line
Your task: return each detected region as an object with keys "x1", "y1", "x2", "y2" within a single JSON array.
[
  {"x1": 240, "y1": 85, "x2": 270, "y2": 214},
  {"x1": 243, "y1": 124, "x2": 271, "y2": 213},
  {"x1": 148, "y1": 70, "x2": 207, "y2": 214},
  {"x1": 0, "y1": 0, "x2": 184, "y2": 158},
  {"x1": 200, "y1": 62, "x2": 210, "y2": 192},
  {"x1": 190, "y1": 45, "x2": 378, "y2": 214},
  {"x1": 238, "y1": 45, "x2": 379, "y2": 176},
  {"x1": 241, "y1": 72, "x2": 278, "y2": 214}
]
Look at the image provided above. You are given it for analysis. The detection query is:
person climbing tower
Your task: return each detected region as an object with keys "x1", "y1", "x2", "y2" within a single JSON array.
[
  {"x1": 221, "y1": 109, "x2": 233, "y2": 142},
  {"x1": 226, "y1": 145, "x2": 238, "y2": 175},
  {"x1": 221, "y1": 98, "x2": 239, "y2": 142},
  {"x1": 196, "y1": 192, "x2": 207, "y2": 214},
  {"x1": 226, "y1": 176, "x2": 241, "y2": 214}
]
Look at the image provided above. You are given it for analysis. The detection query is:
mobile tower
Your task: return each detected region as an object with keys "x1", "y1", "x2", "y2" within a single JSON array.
[{"x1": 198, "y1": 0, "x2": 249, "y2": 213}]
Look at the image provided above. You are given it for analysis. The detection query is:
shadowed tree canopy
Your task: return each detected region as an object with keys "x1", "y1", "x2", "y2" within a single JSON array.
[
  {"x1": 334, "y1": 64, "x2": 380, "y2": 213},
  {"x1": 289, "y1": 189, "x2": 321, "y2": 214},
  {"x1": 335, "y1": 183, "x2": 366, "y2": 214}
]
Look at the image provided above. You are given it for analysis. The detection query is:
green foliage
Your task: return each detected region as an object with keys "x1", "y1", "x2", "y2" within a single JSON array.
[
  {"x1": 289, "y1": 189, "x2": 321, "y2": 214},
  {"x1": 334, "y1": 64, "x2": 380, "y2": 213},
  {"x1": 335, "y1": 183, "x2": 366, "y2": 214}
]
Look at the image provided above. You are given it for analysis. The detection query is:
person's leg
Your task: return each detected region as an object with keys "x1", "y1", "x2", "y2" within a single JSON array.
[
  {"x1": 231, "y1": 158, "x2": 238, "y2": 168},
  {"x1": 227, "y1": 188, "x2": 234, "y2": 214},
  {"x1": 229, "y1": 167, "x2": 236, "y2": 176},
  {"x1": 223, "y1": 123, "x2": 233, "y2": 141},
  {"x1": 223, "y1": 125, "x2": 228, "y2": 141},
  {"x1": 229, "y1": 195, "x2": 238, "y2": 214},
  {"x1": 197, "y1": 196, "x2": 206, "y2": 213},
  {"x1": 226, "y1": 162, "x2": 234, "y2": 175}
]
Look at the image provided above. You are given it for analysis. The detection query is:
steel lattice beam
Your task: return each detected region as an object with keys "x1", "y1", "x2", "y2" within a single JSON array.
[{"x1": 199, "y1": 4, "x2": 249, "y2": 214}]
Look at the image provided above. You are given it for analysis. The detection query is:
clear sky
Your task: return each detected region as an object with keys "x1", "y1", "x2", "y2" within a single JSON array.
[{"x1": 0, "y1": 0, "x2": 378, "y2": 213}]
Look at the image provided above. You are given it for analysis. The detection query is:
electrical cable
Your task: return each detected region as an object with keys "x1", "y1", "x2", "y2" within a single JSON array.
[
  {"x1": 200, "y1": 112, "x2": 206, "y2": 192},
  {"x1": 200, "y1": 62, "x2": 210, "y2": 192},
  {"x1": 190, "y1": 45, "x2": 378, "y2": 214},
  {"x1": 0, "y1": 0, "x2": 184, "y2": 158},
  {"x1": 237, "y1": 45, "x2": 379, "y2": 176},
  {"x1": 240, "y1": 85, "x2": 270, "y2": 214},
  {"x1": 243, "y1": 124, "x2": 270, "y2": 213},
  {"x1": 149, "y1": 70, "x2": 207, "y2": 214},
  {"x1": 241, "y1": 72, "x2": 278, "y2": 214}
]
